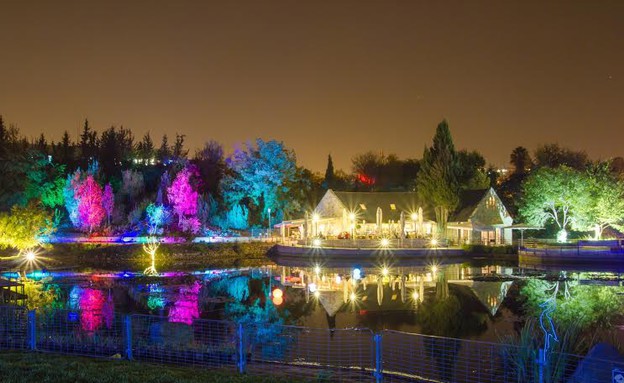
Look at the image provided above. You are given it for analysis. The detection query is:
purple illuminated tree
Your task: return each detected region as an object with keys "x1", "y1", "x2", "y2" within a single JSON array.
[
  {"x1": 102, "y1": 183, "x2": 114, "y2": 226},
  {"x1": 167, "y1": 166, "x2": 200, "y2": 233}
]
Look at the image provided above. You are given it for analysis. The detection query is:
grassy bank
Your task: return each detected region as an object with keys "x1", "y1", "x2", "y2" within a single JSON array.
[
  {"x1": 0, "y1": 352, "x2": 306, "y2": 383},
  {"x1": 1, "y1": 242, "x2": 275, "y2": 272}
]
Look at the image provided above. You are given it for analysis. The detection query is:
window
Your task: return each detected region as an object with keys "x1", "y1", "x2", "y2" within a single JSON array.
[
  {"x1": 390, "y1": 204, "x2": 396, "y2": 210},
  {"x1": 359, "y1": 204, "x2": 367, "y2": 210}
]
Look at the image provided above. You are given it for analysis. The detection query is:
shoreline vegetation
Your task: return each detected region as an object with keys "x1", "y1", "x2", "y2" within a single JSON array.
[
  {"x1": 0, "y1": 242, "x2": 518, "y2": 273},
  {"x1": 0, "y1": 242, "x2": 276, "y2": 272}
]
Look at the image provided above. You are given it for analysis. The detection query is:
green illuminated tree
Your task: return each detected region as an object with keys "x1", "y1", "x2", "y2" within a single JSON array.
[
  {"x1": 519, "y1": 166, "x2": 591, "y2": 237},
  {"x1": 580, "y1": 163, "x2": 624, "y2": 239},
  {"x1": 0, "y1": 202, "x2": 55, "y2": 253}
]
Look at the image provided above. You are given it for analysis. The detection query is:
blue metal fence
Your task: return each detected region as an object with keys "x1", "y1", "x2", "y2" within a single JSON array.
[{"x1": 1, "y1": 305, "x2": 623, "y2": 383}]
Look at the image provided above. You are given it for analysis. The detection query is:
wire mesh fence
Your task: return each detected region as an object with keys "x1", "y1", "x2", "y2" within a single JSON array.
[
  {"x1": 0, "y1": 305, "x2": 27, "y2": 350},
  {"x1": 129, "y1": 314, "x2": 238, "y2": 370},
  {"x1": 380, "y1": 330, "x2": 523, "y2": 383},
  {"x1": 2, "y1": 305, "x2": 624, "y2": 383},
  {"x1": 244, "y1": 324, "x2": 375, "y2": 382},
  {"x1": 34, "y1": 308, "x2": 125, "y2": 358}
]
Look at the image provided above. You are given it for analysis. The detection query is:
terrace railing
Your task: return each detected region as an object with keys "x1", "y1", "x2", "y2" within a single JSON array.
[{"x1": 1, "y1": 305, "x2": 623, "y2": 383}]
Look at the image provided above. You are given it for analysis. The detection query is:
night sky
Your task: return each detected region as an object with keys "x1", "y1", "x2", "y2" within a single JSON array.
[{"x1": 1, "y1": 0, "x2": 622, "y2": 171}]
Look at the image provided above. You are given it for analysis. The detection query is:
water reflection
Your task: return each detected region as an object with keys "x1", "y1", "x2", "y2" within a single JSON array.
[{"x1": 10, "y1": 262, "x2": 624, "y2": 343}]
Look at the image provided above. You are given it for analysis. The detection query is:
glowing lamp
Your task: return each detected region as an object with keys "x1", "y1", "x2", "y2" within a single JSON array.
[
  {"x1": 312, "y1": 213, "x2": 320, "y2": 222},
  {"x1": 312, "y1": 238, "x2": 322, "y2": 247},
  {"x1": 348, "y1": 212, "x2": 356, "y2": 221},
  {"x1": 430, "y1": 238, "x2": 438, "y2": 247},
  {"x1": 381, "y1": 267, "x2": 389, "y2": 277},
  {"x1": 25, "y1": 251, "x2": 36, "y2": 262},
  {"x1": 352, "y1": 268, "x2": 362, "y2": 280},
  {"x1": 313, "y1": 291, "x2": 320, "y2": 298},
  {"x1": 380, "y1": 238, "x2": 390, "y2": 248},
  {"x1": 412, "y1": 291, "x2": 419, "y2": 301},
  {"x1": 431, "y1": 265, "x2": 438, "y2": 274},
  {"x1": 308, "y1": 283, "x2": 317, "y2": 293},
  {"x1": 272, "y1": 296, "x2": 283, "y2": 306},
  {"x1": 272, "y1": 288, "x2": 283, "y2": 299},
  {"x1": 349, "y1": 292, "x2": 357, "y2": 302},
  {"x1": 335, "y1": 275, "x2": 342, "y2": 284},
  {"x1": 314, "y1": 265, "x2": 321, "y2": 274}
]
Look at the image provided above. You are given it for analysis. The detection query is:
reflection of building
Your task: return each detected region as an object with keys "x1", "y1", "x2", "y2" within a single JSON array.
[
  {"x1": 447, "y1": 188, "x2": 513, "y2": 245},
  {"x1": 279, "y1": 190, "x2": 435, "y2": 240}
]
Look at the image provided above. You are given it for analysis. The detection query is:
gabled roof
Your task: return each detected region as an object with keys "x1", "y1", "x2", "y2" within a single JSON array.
[
  {"x1": 451, "y1": 188, "x2": 490, "y2": 222},
  {"x1": 330, "y1": 191, "x2": 428, "y2": 222}
]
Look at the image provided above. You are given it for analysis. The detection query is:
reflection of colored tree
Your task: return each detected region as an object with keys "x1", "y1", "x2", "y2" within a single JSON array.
[
  {"x1": 79, "y1": 288, "x2": 107, "y2": 333},
  {"x1": 146, "y1": 284, "x2": 166, "y2": 311},
  {"x1": 169, "y1": 281, "x2": 201, "y2": 325},
  {"x1": 22, "y1": 279, "x2": 59, "y2": 311}
]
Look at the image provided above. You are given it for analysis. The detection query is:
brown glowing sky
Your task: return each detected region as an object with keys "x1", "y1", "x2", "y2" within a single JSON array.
[{"x1": 1, "y1": 0, "x2": 622, "y2": 171}]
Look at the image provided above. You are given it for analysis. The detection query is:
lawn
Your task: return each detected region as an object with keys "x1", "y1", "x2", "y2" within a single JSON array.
[{"x1": 0, "y1": 352, "x2": 307, "y2": 383}]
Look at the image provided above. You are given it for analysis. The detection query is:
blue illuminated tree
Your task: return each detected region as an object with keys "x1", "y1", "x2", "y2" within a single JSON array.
[{"x1": 222, "y1": 139, "x2": 298, "y2": 229}]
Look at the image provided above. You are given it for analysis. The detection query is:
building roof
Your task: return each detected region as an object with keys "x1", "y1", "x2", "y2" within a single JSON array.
[
  {"x1": 451, "y1": 189, "x2": 490, "y2": 222},
  {"x1": 331, "y1": 191, "x2": 429, "y2": 222}
]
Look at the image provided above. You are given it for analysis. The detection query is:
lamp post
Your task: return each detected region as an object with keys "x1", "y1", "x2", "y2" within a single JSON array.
[
  {"x1": 312, "y1": 213, "x2": 319, "y2": 238},
  {"x1": 268, "y1": 208, "x2": 272, "y2": 238},
  {"x1": 349, "y1": 212, "x2": 356, "y2": 243}
]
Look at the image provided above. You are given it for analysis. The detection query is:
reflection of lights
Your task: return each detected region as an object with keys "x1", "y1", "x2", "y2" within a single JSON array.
[
  {"x1": 25, "y1": 251, "x2": 36, "y2": 262},
  {"x1": 314, "y1": 265, "x2": 321, "y2": 274},
  {"x1": 272, "y1": 296, "x2": 283, "y2": 306},
  {"x1": 380, "y1": 238, "x2": 390, "y2": 248},
  {"x1": 353, "y1": 268, "x2": 362, "y2": 280},
  {"x1": 312, "y1": 238, "x2": 322, "y2": 247},
  {"x1": 313, "y1": 291, "x2": 320, "y2": 298},
  {"x1": 349, "y1": 292, "x2": 357, "y2": 302},
  {"x1": 381, "y1": 267, "x2": 389, "y2": 277},
  {"x1": 272, "y1": 288, "x2": 283, "y2": 299},
  {"x1": 308, "y1": 283, "x2": 317, "y2": 293},
  {"x1": 430, "y1": 238, "x2": 438, "y2": 247}
]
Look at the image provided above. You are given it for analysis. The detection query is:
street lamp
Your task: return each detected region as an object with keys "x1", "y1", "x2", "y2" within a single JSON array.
[
  {"x1": 348, "y1": 212, "x2": 356, "y2": 241},
  {"x1": 312, "y1": 213, "x2": 319, "y2": 237},
  {"x1": 411, "y1": 212, "x2": 418, "y2": 238},
  {"x1": 268, "y1": 208, "x2": 271, "y2": 237}
]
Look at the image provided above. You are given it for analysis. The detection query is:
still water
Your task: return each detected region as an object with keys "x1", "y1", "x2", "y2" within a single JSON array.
[{"x1": 8, "y1": 258, "x2": 624, "y2": 343}]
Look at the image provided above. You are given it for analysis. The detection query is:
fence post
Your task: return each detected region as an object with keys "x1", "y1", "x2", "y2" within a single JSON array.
[
  {"x1": 374, "y1": 333, "x2": 383, "y2": 383},
  {"x1": 27, "y1": 309, "x2": 36, "y2": 351},
  {"x1": 536, "y1": 348, "x2": 545, "y2": 383},
  {"x1": 237, "y1": 323, "x2": 246, "y2": 374},
  {"x1": 124, "y1": 315, "x2": 133, "y2": 361}
]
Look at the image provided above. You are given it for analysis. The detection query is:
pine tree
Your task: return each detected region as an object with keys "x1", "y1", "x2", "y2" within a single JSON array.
[
  {"x1": 158, "y1": 134, "x2": 171, "y2": 163},
  {"x1": 323, "y1": 154, "x2": 335, "y2": 189},
  {"x1": 416, "y1": 120, "x2": 459, "y2": 236}
]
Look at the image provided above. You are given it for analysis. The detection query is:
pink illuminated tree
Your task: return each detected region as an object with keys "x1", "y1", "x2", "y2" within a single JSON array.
[
  {"x1": 76, "y1": 175, "x2": 106, "y2": 233},
  {"x1": 167, "y1": 167, "x2": 200, "y2": 233},
  {"x1": 168, "y1": 281, "x2": 201, "y2": 325}
]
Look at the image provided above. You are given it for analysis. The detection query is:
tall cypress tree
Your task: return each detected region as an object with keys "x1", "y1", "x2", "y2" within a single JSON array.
[
  {"x1": 416, "y1": 120, "x2": 459, "y2": 236},
  {"x1": 323, "y1": 154, "x2": 335, "y2": 189}
]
